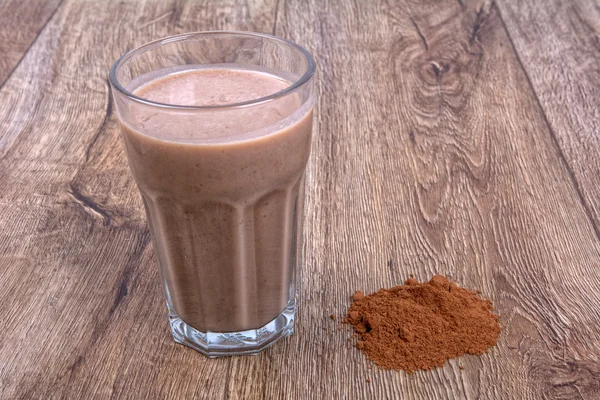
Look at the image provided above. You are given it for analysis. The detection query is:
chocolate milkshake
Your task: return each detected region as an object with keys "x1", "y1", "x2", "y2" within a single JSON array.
[
  {"x1": 119, "y1": 68, "x2": 313, "y2": 334},
  {"x1": 110, "y1": 31, "x2": 315, "y2": 356}
]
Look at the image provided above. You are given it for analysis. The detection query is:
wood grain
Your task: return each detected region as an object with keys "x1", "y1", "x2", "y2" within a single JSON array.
[
  {"x1": 0, "y1": 0, "x2": 276, "y2": 398},
  {"x1": 495, "y1": 0, "x2": 600, "y2": 234},
  {"x1": 1, "y1": 0, "x2": 600, "y2": 398},
  {"x1": 275, "y1": 0, "x2": 600, "y2": 398},
  {"x1": 0, "y1": 0, "x2": 63, "y2": 87}
]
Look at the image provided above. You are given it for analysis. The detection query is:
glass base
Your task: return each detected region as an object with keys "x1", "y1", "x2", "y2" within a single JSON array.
[{"x1": 167, "y1": 300, "x2": 296, "y2": 357}]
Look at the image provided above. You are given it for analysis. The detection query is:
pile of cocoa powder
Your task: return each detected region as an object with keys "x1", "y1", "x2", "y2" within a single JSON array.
[{"x1": 345, "y1": 275, "x2": 501, "y2": 373}]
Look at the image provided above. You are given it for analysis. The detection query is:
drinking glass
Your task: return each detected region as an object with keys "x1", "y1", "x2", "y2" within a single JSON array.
[{"x1": 109, "y1": 31, "x2": 315, "y2": 357}]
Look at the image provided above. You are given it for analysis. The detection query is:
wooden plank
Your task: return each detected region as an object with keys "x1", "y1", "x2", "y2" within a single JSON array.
[
  {"x1": 268, "y1": 0, "x2": 600, "y2": 398},
  {"x1": 0, "y1": 0, "x2": 63, "y2": 87},
  {"x1": 0, "y1": 0, "x2": 276, "y2": 399},
  {"x1": 1, "y1": 0, "x2": 600, "y2": 398},
  {"x1": 496, "y1": 0, "x2": 600, "y2": 233}
]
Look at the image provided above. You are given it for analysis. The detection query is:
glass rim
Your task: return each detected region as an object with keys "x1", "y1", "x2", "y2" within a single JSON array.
[{"x1": 109, "y1": 31, "x2": 316, "y2": 110}]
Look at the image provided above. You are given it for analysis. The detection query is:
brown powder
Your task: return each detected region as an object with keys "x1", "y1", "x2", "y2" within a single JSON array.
[{"x1": 344, "y1": 275, "x2": 501, "y2": 373}]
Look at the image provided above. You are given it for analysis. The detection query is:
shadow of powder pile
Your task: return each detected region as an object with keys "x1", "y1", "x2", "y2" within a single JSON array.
[{"x1": 344, "y1": 275, "x2": 501, "y2": 373}]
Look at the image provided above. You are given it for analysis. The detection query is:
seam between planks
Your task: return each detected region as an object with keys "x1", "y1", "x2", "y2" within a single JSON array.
[
  {"x1": 0, "y1": 0, "x2": 66, "y2": 91},
  {"x1": 272, "y1": 0, "x2": 281, "y2": 36},
  {"x1": 494, "y1": 0, "x2": 600, "y2": 243}
]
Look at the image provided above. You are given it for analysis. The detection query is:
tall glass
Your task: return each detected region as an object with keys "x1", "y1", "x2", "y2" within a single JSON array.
[{"x1": 109, "y1": 32, "x2": 315, "y2": 357}]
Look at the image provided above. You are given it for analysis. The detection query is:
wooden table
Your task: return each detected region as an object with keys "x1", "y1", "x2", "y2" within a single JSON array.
[{"x1": 2, "y1": 0, "x2": 599, "y2": 398}]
